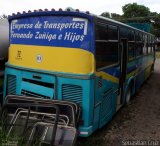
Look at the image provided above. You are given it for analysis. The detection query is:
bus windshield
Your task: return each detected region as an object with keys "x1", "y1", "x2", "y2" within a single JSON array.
[{"x1": 9, "y1": 15, "x2": 94, "y2": 74}]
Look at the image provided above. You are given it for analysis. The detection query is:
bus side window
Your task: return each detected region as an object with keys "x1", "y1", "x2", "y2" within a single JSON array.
[
  {"x1": 148, "y1": 36, "x2": 152, "y2": 54},
  {"x1": 143, "y1": 34, "x2": 148, "y2": 55},
  {"x1": 128, "y1": 30, "x2": 135, "y2": 60},
  {"x1": 151, "y1": 36, "x2": 155, "y2": 53},
  {"x1": 120, "y1": 28, "x2": 135, "y2": 60},
  {"x1": 96, "y1": 42, "x2": 118, "y2": 68},
  {"x1": 95, "y1": 24, "x2": 118, "y2": 69},
  {"x1": 119, "y1": 28, "x2": 128, "y2": 38},
  {"x1": 95, "y1": 25, "x2": 107, "y2": 40},
  {"x1": 136, "y1": 32, "x2": 143, "y2": 57},
  {"x1": 108, "y1": 25, "x2": 118, "y2": 40}
]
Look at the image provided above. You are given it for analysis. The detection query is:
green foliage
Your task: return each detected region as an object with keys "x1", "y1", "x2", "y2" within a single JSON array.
[
  {"x1": 0, "y1": 14, "x2": 8, "y2": 19},
  {"x1": 122, "y1": 3, "x2": 150, "y2": 18},
  {"x1": 100, "y1": 2, "x2": 160, "y2": 37},
  {"x1": 100, "y1": 12, "x2": 111, "y2": 18},
  {"x1": 150, "y1": 12, "x2": 159, "y2": 17},
  {"x1": 111, "y1": 13, "x2": 122, "y2": 19}
]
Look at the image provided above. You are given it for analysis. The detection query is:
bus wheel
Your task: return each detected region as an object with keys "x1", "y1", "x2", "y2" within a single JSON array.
[{"x1": 125, "y1": 87, "x2": 131, "y2": 105}]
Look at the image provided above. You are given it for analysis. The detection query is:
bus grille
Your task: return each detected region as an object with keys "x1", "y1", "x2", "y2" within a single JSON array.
[
  {"x1": 101, "y1": 90, "x2": 112, "y2": 118},
  {"x1": 62, "y1": 84, "x2": 83, "y2": 104},
  {"x1": 21, "y1": 89, "x2": 50, "y2": 99},
  {"x1": 7, "y1": 75, "x2": 16, "y2": 95}
]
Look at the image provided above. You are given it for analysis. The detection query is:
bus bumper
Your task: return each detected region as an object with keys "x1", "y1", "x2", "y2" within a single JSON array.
[{"x1": 79, "y1": 126, "x2": 93, "y2": 137}]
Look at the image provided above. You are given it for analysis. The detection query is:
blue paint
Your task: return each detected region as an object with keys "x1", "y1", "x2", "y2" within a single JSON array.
[
  {"x1": 10, "y1": 14, "x2": 93, "y2": 52},
  {"x1": 103, "y1": 67, "x2": 120, "y2": 78},
  {"x1": 4, "y1": 65, "x2": 95, "y2": 136}
]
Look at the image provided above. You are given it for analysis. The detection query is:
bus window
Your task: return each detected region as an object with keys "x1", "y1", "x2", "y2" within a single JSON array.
[
  {"x1": 108, "y1": 25, "x2": 118, "y2": 40},
  {"x1": 143, "y1": 35, "x2": 148, "y2": 55},
  {"x1": 136, "y1": 43, "x2": 143, "y2": 56},
  {"x1": 95, "y1": 24, "x2": 118, "y2": 69},
  {"x1": 128, "y1": 30, "x2": 135, "y2": 60},
  {"x1": 148, "y1": 36, "x2": 152, "y2": 53},
  {"x1": 137, "y1": 32, "x2": 143, "y2": 41},
  {"x1": 96, "y1": 42, "x2": 118, "y2": 68},
  {"x1": 143, "y1": 46, "x2": 147, "y2": 55},
  {"x1": 136, "y1": 32, "x2": 143, "y2": 57},
  {"x1": 128, "y1": 30, "x2": 134, "y2": 41},
  {"x1": 128, "y1": 42, "x2": 135, "y2": 60},
  {"x1": 96, "y1": 25, "x2": 107, "y2": 40},
  {"x1": 139, "y1": 33, "x2": 143, "y2": 42},
  {"x1": 119, "y1": 28, "x2": 128, "y2": 38},
  {"x1": 151, "y1": 36, "x2": 155, "y2": 53},
  {"x1": 119, "y1": 28, "x2": 135, "y2": 61},
  {"x1": 148, "y1": 48, "x2": 152, "y2": 53}
]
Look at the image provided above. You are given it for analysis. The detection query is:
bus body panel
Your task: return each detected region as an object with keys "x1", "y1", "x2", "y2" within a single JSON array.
[
  {"x1": 4, "y1": 65, "x2": 95, "y2": 136},
  {"x1": 134, "y1": 54, "x2": 155, "y2": 91},
  {"x1": 8, "y1": 44, "x2": 95, "y2": 74}
]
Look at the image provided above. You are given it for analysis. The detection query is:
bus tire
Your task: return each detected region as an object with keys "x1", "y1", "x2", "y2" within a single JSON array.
[{"x1": 125, "y1": 87, "x2": 131, "y2": 105}]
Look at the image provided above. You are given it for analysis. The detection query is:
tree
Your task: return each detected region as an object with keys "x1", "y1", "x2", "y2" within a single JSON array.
[
  {"x1": 100, "y1": 12, "x2": 110, "y2": 18},
  {"x1": 0, "y1": 14, "x2": 8, "y2": 19},
  {"x1": 122, "y1": 3, "x2": 150, "y2": 18},
  {"x1": 100, "y1": 3, "x2": 160, "y2": 37},
  {"x1": 111, "y1": 13, "x2": 121, "y2": 19},
  {"x1": 149, "y1": 12, "x2": 159, "y2": 17}
]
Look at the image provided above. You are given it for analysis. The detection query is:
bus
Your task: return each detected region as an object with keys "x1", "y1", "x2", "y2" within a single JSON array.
[{"x1": 3, "y1": 9, "x2": 155, "y2": 137}]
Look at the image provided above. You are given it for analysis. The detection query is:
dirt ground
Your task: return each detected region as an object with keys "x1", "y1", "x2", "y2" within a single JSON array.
[{"x1": 78, "y1": 59, "x2": 160, "y2": 146}]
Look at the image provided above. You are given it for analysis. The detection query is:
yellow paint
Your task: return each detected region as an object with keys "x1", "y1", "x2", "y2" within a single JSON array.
[
  {"x1": 126, "y1": 69, "x2": 138, "y2": 79},
  {"x1": 96, "y1": 71, "x2": 119, "y2": 83},
  {"x1": 144, "y1": 65, "x2": 152, "y2": 79},
  {"x1": 8, "y1": 44, "x2": 95, "y2": 74},
  {"x1": 96, "y1": 68, "x2": 139, "y2": 84}
]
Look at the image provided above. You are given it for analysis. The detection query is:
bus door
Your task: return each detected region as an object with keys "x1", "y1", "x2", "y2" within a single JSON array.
[{"x1": 119, "y1": 38, "x2": 128, "y2": 104}]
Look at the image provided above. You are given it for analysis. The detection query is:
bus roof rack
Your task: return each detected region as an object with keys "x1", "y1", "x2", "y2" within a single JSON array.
[
  {"x1": 51, "y1": 8, "x2": 55, "y2": 11},
  {"x1": 59, "y1": 8, "x2": 63, "y2": 11},
  {"x1": 10, "y1": 7, "x2": 92, "y2": 17},
  {"x1": 65, "y1": 7, "x2": 75, "y2": 11},
  {"x1": 86, "y1": 11, "x2": 90, "y2": 14}
]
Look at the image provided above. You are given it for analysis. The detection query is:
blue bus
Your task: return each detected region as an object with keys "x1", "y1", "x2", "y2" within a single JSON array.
[{"x1": 3, "y1": 9, "x2": 155, "y2": 137}]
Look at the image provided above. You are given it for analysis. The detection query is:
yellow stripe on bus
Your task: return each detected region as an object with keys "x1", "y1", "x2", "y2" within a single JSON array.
[
  {"x1": 8, "y1": 44, "x2": 95, "y2": 74},
  {"x1": 126, "y1": 68, "x2": 138, "y2": 79},
  {"x1": 96, "y1": 71, "x2": 119, "y2": 83}
]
